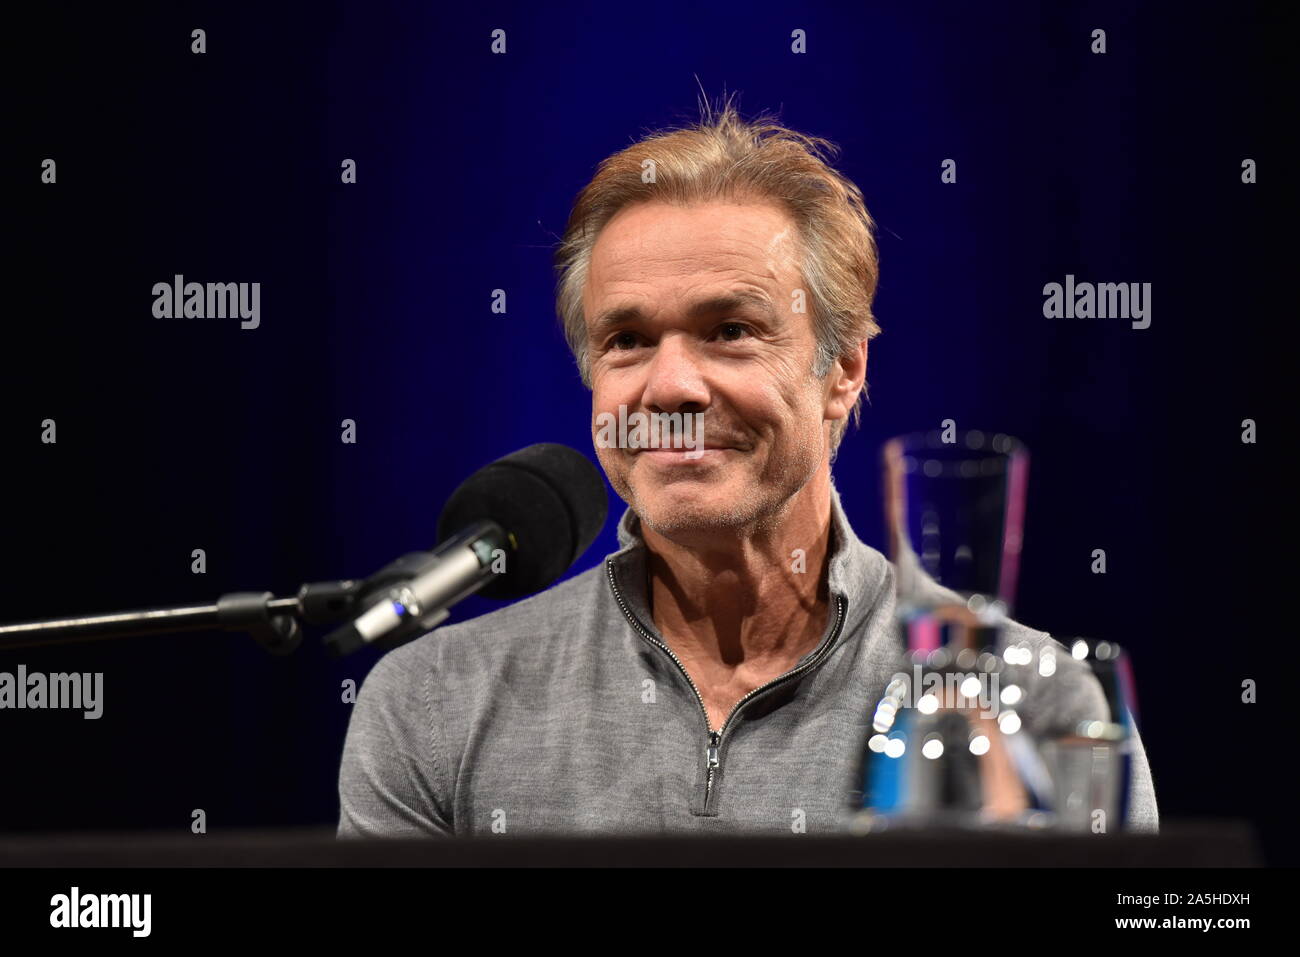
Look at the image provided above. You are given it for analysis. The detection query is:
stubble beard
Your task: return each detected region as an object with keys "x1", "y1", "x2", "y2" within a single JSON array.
[{"x1": 608, "y1": 439, "x2": 822, "y2": 544}]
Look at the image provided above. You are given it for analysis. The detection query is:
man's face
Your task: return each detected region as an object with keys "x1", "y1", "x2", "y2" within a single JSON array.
[{"x1": 583, "y1": 199, "x2": 841, "y2": 540}]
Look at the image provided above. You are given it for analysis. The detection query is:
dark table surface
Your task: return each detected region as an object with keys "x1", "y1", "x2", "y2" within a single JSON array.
[{"x1": 0, "y1": 820, "x2": 1260, "y2": 867}]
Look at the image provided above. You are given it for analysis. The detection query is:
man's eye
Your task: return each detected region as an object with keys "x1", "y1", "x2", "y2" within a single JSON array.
[
  {"x1": 611, "y1": 332, "x2": 639, "y2": 350},
  {"x1": 717, "y1": 322, "x2": 749, "y2": 342}
]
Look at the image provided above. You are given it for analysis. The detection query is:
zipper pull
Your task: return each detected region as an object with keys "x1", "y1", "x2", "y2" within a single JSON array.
[{"x1": 707, "y1": 731, "x2": 721, "y2": 769}]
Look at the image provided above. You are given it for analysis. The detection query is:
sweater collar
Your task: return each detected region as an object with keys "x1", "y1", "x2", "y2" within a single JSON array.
[{"x1": 605, "y1": 480, "x2": 892, "y2": 656}]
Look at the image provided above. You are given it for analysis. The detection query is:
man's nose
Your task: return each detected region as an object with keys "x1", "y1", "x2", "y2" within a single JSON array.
[{"x1": 640, "y1": 332, "x2": 710, "y2": 414}]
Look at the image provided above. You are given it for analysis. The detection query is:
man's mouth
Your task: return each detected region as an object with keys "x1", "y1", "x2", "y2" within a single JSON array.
[
  {"x1": 634, "y1": 444, "x2": 733, "y2": 453},
  {"x1": 635, "y1": 446, "x2": 736, "y2": 463}
]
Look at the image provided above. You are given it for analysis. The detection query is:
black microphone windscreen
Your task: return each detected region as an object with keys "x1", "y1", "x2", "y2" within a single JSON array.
[{"x1": 436, "y1": 443, "x2": 609, "y2": 599}]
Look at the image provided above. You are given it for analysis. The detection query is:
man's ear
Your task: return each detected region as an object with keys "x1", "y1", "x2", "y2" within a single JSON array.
[{"x1": 824, "y1": 338, "x2": 868, "y2": 424}]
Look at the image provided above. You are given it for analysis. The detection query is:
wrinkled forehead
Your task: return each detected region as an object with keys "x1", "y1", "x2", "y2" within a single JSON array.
[{"x1": 583, "y1": 200, "x2": 804, "y2": 318}]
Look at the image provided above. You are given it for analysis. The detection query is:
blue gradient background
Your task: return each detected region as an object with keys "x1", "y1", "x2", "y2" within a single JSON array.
[{"x1": 5, "y1": 2, "x2": 1290, "y2": 860}]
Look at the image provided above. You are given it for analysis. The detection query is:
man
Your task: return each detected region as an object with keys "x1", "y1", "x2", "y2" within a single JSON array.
[{"x1": 337, "y1": 103, "x2": 1158, "y2": 837}]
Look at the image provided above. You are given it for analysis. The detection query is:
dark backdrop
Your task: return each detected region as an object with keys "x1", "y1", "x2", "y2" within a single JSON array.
[{"x1": 5, "y1": 2, "x2": 1291, "y2": 861}]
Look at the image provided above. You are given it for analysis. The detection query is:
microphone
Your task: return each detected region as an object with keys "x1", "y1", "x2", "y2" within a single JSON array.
[{"x1": 323, "y1": 443, "x2": 608, "y2": 657}]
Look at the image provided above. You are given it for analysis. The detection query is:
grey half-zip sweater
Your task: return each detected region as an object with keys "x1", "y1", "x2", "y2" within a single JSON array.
[{"x1": 337, "y1": 487, "x2": 1159, "y2": 837}]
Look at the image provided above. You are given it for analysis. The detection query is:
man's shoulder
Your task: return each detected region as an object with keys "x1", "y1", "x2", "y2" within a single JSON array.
[
  {"x1": 363, "y1": 558, "x2": 613, "y2": 684},
  {"x1": 443, "y1": 557, "x2": 612, "y2": 637},
  {"x1": 893, "y1": 557, "x2": 1108, "y2": 730},
  {"x1": 993, "y1": 614, "x2": 1112, "y2": 736}
]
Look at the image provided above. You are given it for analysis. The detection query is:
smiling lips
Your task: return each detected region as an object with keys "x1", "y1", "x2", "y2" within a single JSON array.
[
  {"x1": 637, "y1": 445, "x2": 732, "y2": 453},
  {"x1": 636, "y1": 446, "x2": 736, "y2": 464}
]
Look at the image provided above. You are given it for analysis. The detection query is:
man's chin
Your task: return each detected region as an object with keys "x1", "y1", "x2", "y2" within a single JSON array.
[{"x1": 630, "y1": 487, "x2": 757, "y2": 538}]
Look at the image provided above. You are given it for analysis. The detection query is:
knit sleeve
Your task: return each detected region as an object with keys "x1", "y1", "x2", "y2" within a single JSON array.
[{"x1": 337, "y1": 641, "x2": 453, "y2": 838}]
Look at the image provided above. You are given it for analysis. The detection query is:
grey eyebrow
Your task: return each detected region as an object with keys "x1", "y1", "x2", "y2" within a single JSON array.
[{"x1": 589, "y1": 291, "x2": 778, "y2": 341}]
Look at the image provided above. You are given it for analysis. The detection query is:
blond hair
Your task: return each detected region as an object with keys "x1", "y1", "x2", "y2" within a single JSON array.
[{"x1": 554, "y1": 98, "x2": 881, "y2": 451}]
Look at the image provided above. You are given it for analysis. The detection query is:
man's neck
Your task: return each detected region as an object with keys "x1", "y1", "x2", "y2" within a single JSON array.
[{"x1": 639, "y1": 467, "x2": 835, "y2": 728}]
